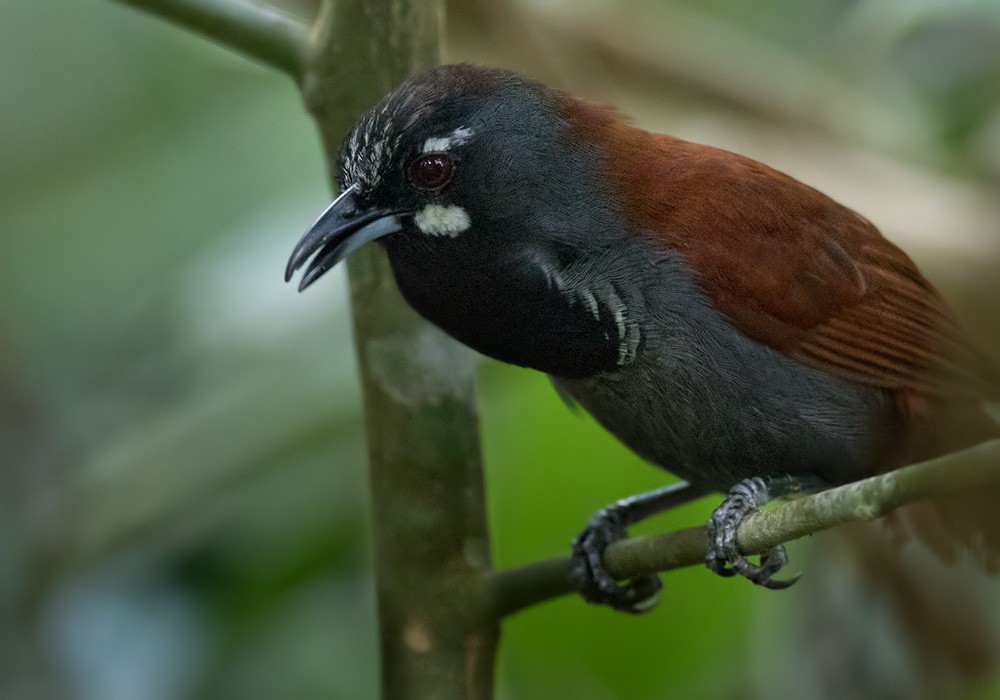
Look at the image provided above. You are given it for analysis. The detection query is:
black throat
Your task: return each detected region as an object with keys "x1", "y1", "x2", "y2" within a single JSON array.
[{"x1": 384, "y1": 239, "x2": 627, "y2": 378}]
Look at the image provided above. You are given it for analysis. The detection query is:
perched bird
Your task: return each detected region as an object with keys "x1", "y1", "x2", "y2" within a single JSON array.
[{"x1": 285, "y1": 64, "x2": 1000, "y2": 612}]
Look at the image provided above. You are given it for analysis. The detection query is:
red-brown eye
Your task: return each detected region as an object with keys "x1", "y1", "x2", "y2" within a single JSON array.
[{"x1": 407, "y1": 153, "x2": 454, "y2": 190}]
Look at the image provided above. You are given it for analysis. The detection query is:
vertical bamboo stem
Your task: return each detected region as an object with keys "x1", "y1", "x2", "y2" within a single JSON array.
[{"x1": 302, "y1": 2, "x2": 498, "y2": 697}]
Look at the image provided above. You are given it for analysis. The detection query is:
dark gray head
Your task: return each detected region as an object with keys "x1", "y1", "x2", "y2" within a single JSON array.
[
  {"x1": 285, "y1": 64, "x2": 643, "y2": 376},
  {"x1": 286, "y1": 65, "x2": 625, "y2": 286}
]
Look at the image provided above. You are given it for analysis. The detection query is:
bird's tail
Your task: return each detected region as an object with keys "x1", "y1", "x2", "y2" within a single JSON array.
[
  {"x1": 755, "y1": 406, "x2": 1000, "y2": 699},
  {"x1": 889, "y1": 402, "x2": 1000, "y2": 572}
]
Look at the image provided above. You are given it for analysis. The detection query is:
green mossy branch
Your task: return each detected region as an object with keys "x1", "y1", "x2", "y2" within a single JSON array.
[
  {"x1": 117, "y1": 0, "x2": 308, "y2": 78},
  {"x1": 483, "y1": 439, "x2": 1000, "y2": 619}
]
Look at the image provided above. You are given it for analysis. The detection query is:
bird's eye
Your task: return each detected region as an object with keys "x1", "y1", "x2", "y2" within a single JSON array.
[{"x1": 407, "y1": 152, "x2": 454, "y2": 190}]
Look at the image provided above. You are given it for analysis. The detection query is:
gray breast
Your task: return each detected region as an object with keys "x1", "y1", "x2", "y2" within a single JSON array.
[{"x1": 551, "y1": 256, "x2": 895, "y2": 491}]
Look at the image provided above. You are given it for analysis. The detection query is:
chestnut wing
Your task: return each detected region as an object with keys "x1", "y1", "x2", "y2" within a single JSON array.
[{"x1": 640, "y1": 139, "x2": 997, "y2": 400}]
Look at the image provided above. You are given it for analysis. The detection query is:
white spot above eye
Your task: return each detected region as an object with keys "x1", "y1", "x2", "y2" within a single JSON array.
[
  {"x1": 422, "y1": 127, "x2": 473, "y2": 153},
  {"x1": 414, "y1": 204, "x2": 471, "y2": 237}
]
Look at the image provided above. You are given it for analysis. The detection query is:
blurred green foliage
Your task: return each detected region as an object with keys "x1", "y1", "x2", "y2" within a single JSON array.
[{"x1": 2, "y1": 1, "x2": 999, "y2": 698}]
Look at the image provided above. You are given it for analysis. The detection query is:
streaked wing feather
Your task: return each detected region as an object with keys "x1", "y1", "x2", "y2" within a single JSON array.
[{"x1": 564, "y1": 101, "x2": 998, "y2": 400}]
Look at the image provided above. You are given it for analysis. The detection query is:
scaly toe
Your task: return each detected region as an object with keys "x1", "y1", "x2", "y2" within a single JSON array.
[
  {"x1": 569, "y1": 508, "x2": 664, "y2": 613},
  {"x1": 705, "y1": 478, "x2": 800, "y2": 589}
]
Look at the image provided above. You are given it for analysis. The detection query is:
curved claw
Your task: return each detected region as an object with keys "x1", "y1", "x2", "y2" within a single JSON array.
[
  {"x1": 569, "y1": 507, "x2": 663, "y2": 613},
  {"x1": 705, "y1": 477, "x2": 802, "y2": 589}
]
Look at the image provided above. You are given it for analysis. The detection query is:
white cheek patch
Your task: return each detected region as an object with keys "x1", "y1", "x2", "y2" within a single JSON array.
[
  {"x1": 414, "y1": 204, "x2": 471, "y2": 237},
  {"x1": 422, "y1": 127, "x2": 473, "y2": 153}
]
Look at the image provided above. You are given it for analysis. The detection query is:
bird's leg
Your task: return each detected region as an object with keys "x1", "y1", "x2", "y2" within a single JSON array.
[
  {"x1": 570, "y1": 481, "x2": 707, "y2": 613},
  {"x1": 705, "y1": 475, "x2": 827, "y2": 589}
]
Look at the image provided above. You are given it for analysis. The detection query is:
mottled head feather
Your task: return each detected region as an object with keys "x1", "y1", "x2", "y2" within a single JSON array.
[{"x1": 338, "y1": 64, "x2": 512, "y2": 192}]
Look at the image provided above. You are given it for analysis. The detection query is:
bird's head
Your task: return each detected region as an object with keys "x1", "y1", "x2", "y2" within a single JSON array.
[{"x1": 285, "y1": 64, "x2": 628, "y2": 292}]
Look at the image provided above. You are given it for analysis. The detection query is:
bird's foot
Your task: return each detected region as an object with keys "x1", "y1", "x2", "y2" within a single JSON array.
[
  {"x1": 569, "y1": 506, "x2": 662, "y2": 613},
  {"x1": 705, "y1": 477, "x2": 801, "y2": 589}
]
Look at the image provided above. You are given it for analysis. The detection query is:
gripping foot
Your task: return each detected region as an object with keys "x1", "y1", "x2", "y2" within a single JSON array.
[
  {"x1": 570, "y1": 506, "x2": 664, "y2": 613},
  {"x1": 705, "y1": 477, "x2": 803, "y2": 589},
  {"x1": 568, "y1": 482, "x2": 705, "y2": 613}
]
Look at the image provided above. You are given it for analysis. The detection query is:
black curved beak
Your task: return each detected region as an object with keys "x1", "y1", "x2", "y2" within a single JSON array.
[{"x1": 285, "y1": 185, "x2": 406, "y2": 292}]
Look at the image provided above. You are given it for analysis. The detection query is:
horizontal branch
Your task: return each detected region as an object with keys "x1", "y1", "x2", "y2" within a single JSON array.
[
  {"x1": 483, "y1": 439, "x2": 1000, "y2": 619},
  {"x1": 115, "y1": 0, "x2": 309, "y2": 79}
]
